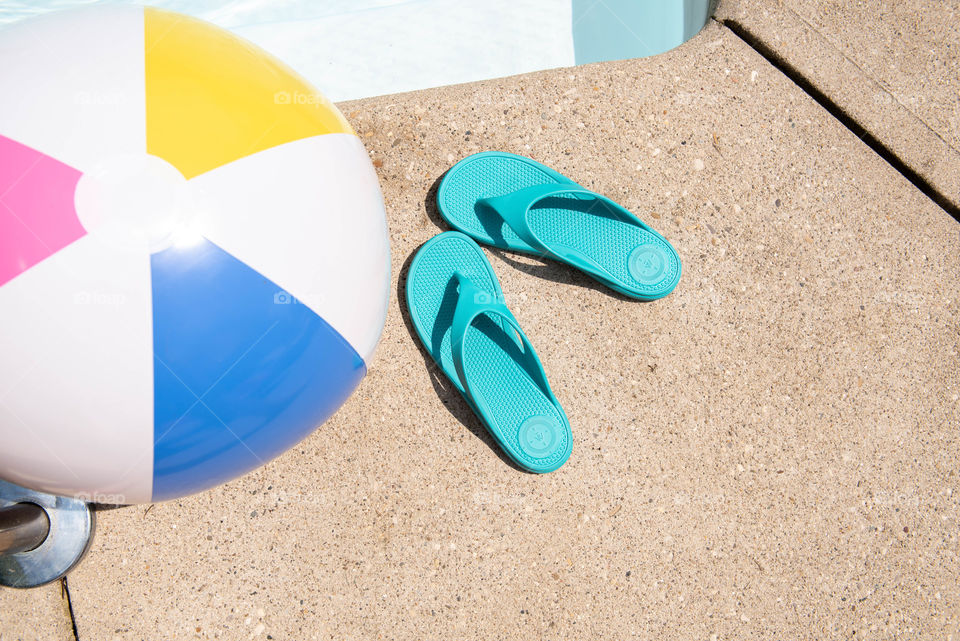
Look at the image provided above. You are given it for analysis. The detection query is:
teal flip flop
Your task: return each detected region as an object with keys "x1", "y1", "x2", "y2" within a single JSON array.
[
  {"x1": 405, "y1": 231, "x2": 572, "y2": 473},
  {"x1": 437, "y1": 151, "x2": 681, "y2": 300}
]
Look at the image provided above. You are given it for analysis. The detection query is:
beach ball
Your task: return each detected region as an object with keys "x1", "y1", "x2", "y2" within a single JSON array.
[{"x1": 0, "y1": 7, "x2": 390, "y2": 504}]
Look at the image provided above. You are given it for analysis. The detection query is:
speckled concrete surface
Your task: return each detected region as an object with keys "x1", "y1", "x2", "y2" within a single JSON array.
[
  {"x1": 716, "y1": 0, "x2": 960, "y2": 209},
  {"x1": 788, "y1": 0, "x2": 960, "y2": 150},
  {"x1": 0, "y1": 580, "x2": 74, "y2": 640},
  {"x1": 6, "y1": 18, "x2": 960, "y2": 641}
]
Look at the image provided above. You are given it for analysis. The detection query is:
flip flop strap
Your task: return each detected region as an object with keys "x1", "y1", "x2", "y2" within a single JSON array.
[
  {"x1": 448, "y1": 272, "x2": 553, "y2": 414},
  {"x1": 478, "y1": 183, "x2": 601, "y2": 253},
  {"x1": 479, "y1": 183, "x2": 645, "y2": 286}
]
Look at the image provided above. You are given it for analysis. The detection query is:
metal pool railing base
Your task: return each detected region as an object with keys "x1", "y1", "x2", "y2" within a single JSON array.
[{"x1": 0, "y1": 479, "x2": 95, "y2": 589}]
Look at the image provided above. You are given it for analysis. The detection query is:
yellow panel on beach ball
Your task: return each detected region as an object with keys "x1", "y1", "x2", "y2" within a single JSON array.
[{"x1": 144, "y1": 7, "x2": 352, "y2": 179}]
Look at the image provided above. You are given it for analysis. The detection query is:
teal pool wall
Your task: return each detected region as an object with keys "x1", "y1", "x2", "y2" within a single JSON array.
[{"x1": 573, "y1": 0, "x2": 717, "y2": 64}]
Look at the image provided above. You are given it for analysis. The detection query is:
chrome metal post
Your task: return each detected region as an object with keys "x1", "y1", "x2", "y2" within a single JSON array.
[{"x1": 0, "y1": 502, "x2": 49, "y2": 555}]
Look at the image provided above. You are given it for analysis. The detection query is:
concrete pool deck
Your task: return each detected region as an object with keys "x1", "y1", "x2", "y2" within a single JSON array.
[{"x1": 1, "y1": 5, "x2": 958, "y2": 641}]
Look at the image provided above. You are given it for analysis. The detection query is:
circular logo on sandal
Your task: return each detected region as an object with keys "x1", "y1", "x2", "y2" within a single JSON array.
[
  {"x1": 518, "y1": 417, "x2": 560, "y2": 457},
  {"x1": 628, "y1": 245, "x2": 667, "y2": 284}
]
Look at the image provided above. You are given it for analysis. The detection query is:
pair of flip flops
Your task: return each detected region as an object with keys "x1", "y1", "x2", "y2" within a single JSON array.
[{"x1": 406, "y1": 152, "x2": 681, "y2": 473}]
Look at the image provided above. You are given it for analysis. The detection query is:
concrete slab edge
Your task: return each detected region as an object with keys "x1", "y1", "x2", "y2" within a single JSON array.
[{"x1": 714, "y1": 0, "x2": 960, "y2": 220}]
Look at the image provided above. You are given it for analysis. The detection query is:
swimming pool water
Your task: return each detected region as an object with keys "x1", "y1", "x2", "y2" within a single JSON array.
[{"x1": 0, "y1": 0, "x2": 714, "y2": 101}]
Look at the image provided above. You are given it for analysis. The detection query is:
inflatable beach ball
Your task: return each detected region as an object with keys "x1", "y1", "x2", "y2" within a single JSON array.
[{"x1": 0, "y1": 7, "x2": 390, "y2": 504}]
